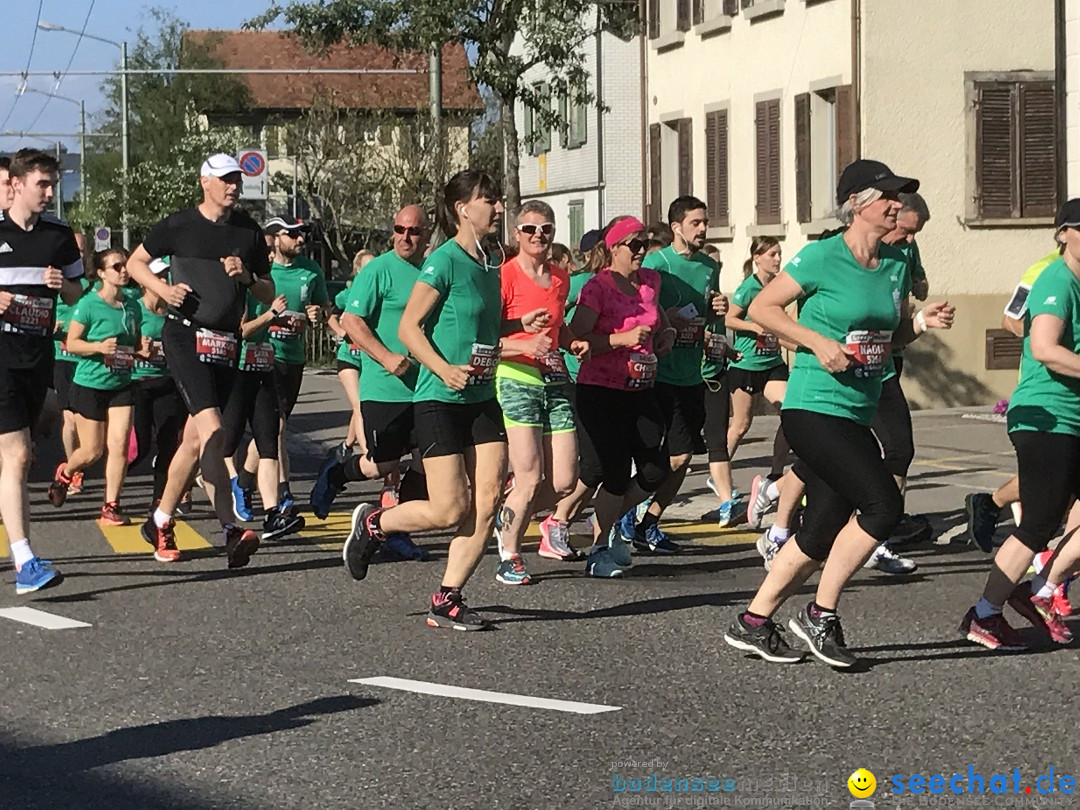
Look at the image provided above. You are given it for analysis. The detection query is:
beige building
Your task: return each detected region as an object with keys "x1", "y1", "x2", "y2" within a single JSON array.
[
  {"x1": 645, "y1": 0, "x2": 1059, "y2": 408},
  {"x1": 1067, "y1": 0, "x2": 1080, "y2": 196}
]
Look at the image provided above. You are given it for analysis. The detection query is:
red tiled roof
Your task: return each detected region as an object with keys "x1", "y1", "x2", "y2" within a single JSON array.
[{"x1": 183, "y1": 30, "x2": 483, "y2": 113}]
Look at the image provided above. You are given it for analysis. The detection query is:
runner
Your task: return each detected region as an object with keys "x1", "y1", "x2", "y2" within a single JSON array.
[
  {"x1": 722, "y1": 160, "x2": 955, "y2": 667},
  {"x1": 52, "y1": 238, "x2": 92, "y2": 496},
  {"x1": 570, "y1": 215, "x2": 675, "y2": 577},
  {"x1": 126, "y1": 153, "x2": 272, "y2": 567},
  {"x1": 340, "y1": 172, "x2": 515, "y2": 631},
  {"x1": 960, "y1": 200, "x2": 1080, "y2": 650},
  {"x1": 0, "y1": 148, "x2": 86, "y2": 593},
  {"x1": 491, "y1": 200, "x2": 588, "y2": 584},
  {"x1": 47, "y1": 249, "x2": 145, "y2": 526}
]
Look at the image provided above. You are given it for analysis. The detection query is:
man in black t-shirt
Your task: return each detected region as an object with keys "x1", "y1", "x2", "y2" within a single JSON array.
[
  {"x1": 127, "y1": 153, "x2": 275, "y2": 568},
  {"x1": 0, "y1": 149, "x2": 85, "y2": 594}
]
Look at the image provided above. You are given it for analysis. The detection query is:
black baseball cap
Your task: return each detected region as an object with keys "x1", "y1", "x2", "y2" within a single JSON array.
[
  {"x1": 1055, "y1": 199, "x2": 1080, "y2": 230},
  {"x1": 836, "y1": 159, "x2": 919, "y2": 205},
  {"x1": 579, "y1": 229, "x2": 602, "y2": 254},
  {"x1": 265, "y1": 215, "x2": 309, "y2": 235}
]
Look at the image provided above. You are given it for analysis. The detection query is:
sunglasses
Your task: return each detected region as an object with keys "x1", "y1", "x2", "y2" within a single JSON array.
[
  {"x1": 518, "y1": 223, "x2": 554, "y2": 237},
  {"x1": 104, "y1": 261, "x2": 125, "y2": 271},
  {"x1": 620, "y1": 238, "x2": 648, "y2": 254},
  {"x1": 394, "y1": 225, "x2": 425, "y2": 236}
]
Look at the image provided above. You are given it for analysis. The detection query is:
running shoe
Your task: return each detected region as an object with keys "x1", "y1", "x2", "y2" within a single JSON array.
[
  {"x1": 426, "y1": 590, "x2": 489, "y2": 631},
  {"x1": 864, "y1": 544, "x2": 917, "y2": 575},
  {"x1": 959, "y1": 607, "x2": 1028, "y2": 651},
  {"x1": 379, "y1": 486, "x2": 399, "y2": 509},
  {"x1": 69, "y1": 471, "x2": 85, "y2": 495},
  {"x1": 585, "y1": 546, "x2": 625, "y2": 578},
  {"x1": 538, "y1": 515, "x2": 584, "y2": 561},
  {"x1": 1007, "y1": 581, "x2": 1072, "y2": 644},
  {"x1": 888, "y1": 513, "x2": 933, "y2": 547},
  {"x1": 15, "y1": 557, "x2": 63, "y2": 595},
  {"x1": 262, "y1": 508, "x2": 305, "y2": 541},
  {"x1": 746, "y1": 474, "x2": 774, "y2": 530},
  {"x1": 607, "y1": 526, "x2": 633, "y2": 567},
  {"x1": 788, "y1": 605, "x2": 857, "y2": 668},
  {"x1": 965, "y1": 492, "x2": 1000, "y2": 553},
  {"x1": 224, "y1": 526, "x2": 260, "y2": 569},
  {"x1": 99, "y1": 502, "x2": 129, "y2": 527},
  {"x1": 632, "y1": 523, "x2": 681, "y2": 555},
  {"x1": 47, "y1": 462, "x2": 71, "y2": 507},
  {"x1": 1030, "y1": 550, "x2": 1076, "y2": 616},
  {"x1": 723, "y1": 614, "x2": 804, "y2": 663},
  {"x1": 310, "y1": 457, "x2": 343, "y2": 520},
  {"x1": 174, "y1": 492, "x2": 194, "y2": 519},
  {"x1": 705, "y1": 478, "x2": 739, "y2": 502},
  {"x1": 343, "y1": 504, "x2": 384, "y2": 581},
  {"x1": 277, "y1": 491, "x2": 295, "y2": 515},
  {"x1": 333, "y1": 442, "x2": 353, "y2": 464},
  {"x1": 230, "y1": 476, "x2": 254, "y2": 523},
  {"x1": 717, "y1": 499, "x2": 736, "y2": 528},
  {"x1": 756, "y1": 531, "x2": 781, "y2": 571},
  {"x1": 141, "y1": 516, "x2": 181, "y2": 563},
  {"x1": 378, "y1": 532, "x2": 429, "y2": 562},
  {"x1": 617, "y1": 508, "x2": 637, "y2": 543},
  {"x1": 495, "y1": 553, "x2": 533, "y2": 585}
]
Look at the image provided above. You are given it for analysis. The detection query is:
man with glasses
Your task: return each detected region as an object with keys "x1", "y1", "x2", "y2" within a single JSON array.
[
  {"x1": 309, "y1": 204, "x2": 430, "y2": 535},
  {"x1": 127, "y1": 153, "x2": 273, "y2": 567}
]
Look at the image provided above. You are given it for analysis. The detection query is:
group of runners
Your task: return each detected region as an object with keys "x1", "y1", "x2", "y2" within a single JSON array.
[{"x1": 1, "y1": 146, "x2": 1078, "y2": 664}]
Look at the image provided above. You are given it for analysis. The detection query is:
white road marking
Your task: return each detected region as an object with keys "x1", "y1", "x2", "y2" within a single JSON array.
[
  {"x1": 350, "y1": 676, "x2": 621, "y2": 715},
  {"x1": 0, "y1": 607, "x2": 91, "y2": 630}
]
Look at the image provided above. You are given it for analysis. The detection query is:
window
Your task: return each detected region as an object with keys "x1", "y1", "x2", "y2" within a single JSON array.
[
  {"x1": 559, "y1": 84, "x2": 588, "y2": 150},
  {"x1": 650, "y1": 118, "x2": 693, "y2": 224},
  {"x1": 649, "y1": 123, "x2": 662, "y2": 224},
  {"x1": 755, "y1": 98, "x2": 781, "y2": 225},
  {"x1": 723, "y1": 0, "x2": 739, "y2": 13},
  {"x1": 970, "y1": 75, "x2": 1056, "y2": 221},
  {"x1": 568, "y1": 200, "x2": 585, "y2": 250},
  {"x1": 648, "y1": 0, "x2": 660, "y2": 38},
  {"x1": 705, "y1": 109, "x2": 729, "y2": 227},
  {"x1": 677, "y1": 0, "x2": 692, "y2": 31},
  {"x1": 693, "y1": 0, "x2": 705, "y2": 25},
  {"x1": 523, "y1": 82, "x2": 552, "y2": 157}
]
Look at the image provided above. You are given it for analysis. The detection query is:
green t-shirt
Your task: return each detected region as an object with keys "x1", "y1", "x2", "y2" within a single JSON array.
[
  {"x1": 563, "y1": 271, "x2": 593, "y2": 383},
  {"x1": 345, "y1": 252, "x2": 421, "y2": 403},
  {"x1": 730, "y1": 273, "x2": 785, "y2": 372},
  {"x1": 646, "y1": 246, "x2": 720, "y2": 387},
  {"x1": 267, "y1": 256, "x2": 329, "y2": 365},
  {"x1": 55, "y1": 278, "x2": 91, "y2": 362},
  {"x1": 239, "y1": 293, "x2": 276, "y2": 373},
  {"x1": 1008, "y1": 258, "x2": 1080, "y2": 436},
  {"x1": 334, "y1": 285, "x2": 362, "y2": 368},
  {"x1": 71, "y1": 291, "x2": 142, "y2": 391},
  {"x1": 782, "y1": 237, "x2": 910, "y2": 426},
  {"x1": 412, "y1": 240, "x2": 502, "y2": 405},
  {"x1": 131, "y1": 298, "x2": 169, "y2": 380},
  {"x1": 887, "y1": 240, "x2": 923, "y2": 368}
]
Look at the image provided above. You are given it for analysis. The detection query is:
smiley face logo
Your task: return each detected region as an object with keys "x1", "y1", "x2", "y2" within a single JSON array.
[{"x1": 848, "y1": 769, "x2": 876, "y2": 798}]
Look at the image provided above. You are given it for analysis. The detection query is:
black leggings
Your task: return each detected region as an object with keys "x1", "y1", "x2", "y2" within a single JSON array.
[
  {"x1": 704, "y1": 375, "x2": 730, "y2": 463},
  {"x1": 782, "y1": 409, "x2": 903, "y2": 562},
  {"x1": 575, "y1": 384, "x2": 669, "y2": 496},
  {"x1": 770, "y1": 423, "x2": 791, "y2": 478},
  {"x1": 222, "y1": 370, "x2": 280, "y2": 460},
  {"x1": 871, "y1": 375, "x2": 915, "y2": 479},
  {"x1": 132, "y1": 377, "x2": 185, "y2": 502},
  {"x1": 1012, "y1": 431, "x2": 1080, "y2": 551}
]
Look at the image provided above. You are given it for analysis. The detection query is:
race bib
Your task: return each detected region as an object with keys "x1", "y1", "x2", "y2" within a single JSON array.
[
  {"x1": 1, "y1": 295, "x2": 53, "y2": 337},
  {"x1": 242, "y1": 341, "x2": 274, "y2": 373},
  {"x1": 626, "y1": 352, "x2": 658, "y2": 390},
  {"x1": 348, "y1": 342, "x2": 364, "y2": 359},
  {"x1": 467, "y1": 342, "x2": 500, "y2": 385},
  {"x1": 195, "y1": 328, "x2": 238, "y2": 367},
  {"x1": 705, "y1": 332, "x2": 728, "y2": 365},
  {"x1": 537, "y1": 350, "x2": 569, "y2": 385},
  {"x1": 674, "y1": 317, "x2": 706, "y2": 349},
  {"x1": 57, "y1": 339, "x2": 76, "y2": 360},
  {"x1": 105, "y1": 344, "x2": 135, "y2": 374},
  {"x1": 134, "y1": 340, "x2": 166, "y2": 371},
  {"x1": 754, "y1": 331, "x2": 780, "y2": 356},
  {"x1": 268, "y1": 311, "x2": 306, "y2": 339},
  {"x1": 846, "y1": 329, "x2": 893, "y2": 378}
]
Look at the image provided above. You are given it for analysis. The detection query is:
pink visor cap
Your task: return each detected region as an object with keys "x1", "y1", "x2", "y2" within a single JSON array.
[{"x1": 604, "y1": 217, "x2": 647, "y2": 251}]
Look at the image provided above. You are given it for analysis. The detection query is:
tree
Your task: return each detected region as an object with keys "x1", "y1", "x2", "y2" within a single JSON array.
[{"x1": 249, "y1": 1, "x2": 640, "y2": 216}]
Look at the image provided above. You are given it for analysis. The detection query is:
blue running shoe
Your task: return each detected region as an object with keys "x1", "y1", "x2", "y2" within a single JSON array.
[
  {"x1": 608, "y1": 526, "x2": 633, "y2": 567},
  {"x1": 230, "y1": 476, "x2": 254, "y2": 523},
  {"x1": 586, "y1": 547, "x2": 625, "y2": 578},
  {"x1": 717, "y1": 499, "x2": 735, "y2": 528},
  {"x1": 632, "y1": 523, "x2": 681, "y2": 555},
  {"x1": 15, "y1": 557, "x2": 62, "y2": 595},
  {"x1": 309, "y1": 458, "x2": 343, "y2": 520},
  {"x1": 278, "y1": 490, "x2": 295, "y2": 515},
  {"x1": 617, "y1": 508, "x2": 637, "y2": 543},
  {"x1": 379, "y1": 532, "x2": 429, "y2": 562},
  {"x1": 706, "y1": 477, "x2": 740, "y2": 504}
]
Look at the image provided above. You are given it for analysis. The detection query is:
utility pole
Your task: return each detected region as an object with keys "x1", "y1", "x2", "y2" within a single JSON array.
[{"x1": 429, "y1": 45, "x2": 443, "y2": 182}]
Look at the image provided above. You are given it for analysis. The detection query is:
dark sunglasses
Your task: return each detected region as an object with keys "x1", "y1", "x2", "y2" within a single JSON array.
[
  {"x1": 394, "y1": 225, "x2": 425, "y2": 236},
  {"x1": 104, "y1": 261, "x2": 125, "y2": 271},
  {"x1": 518, "y1": 222, "x2": 554, "y2": 237},
  {"x1": 620, "y1": 238, "x2": 648, "y2": 254}
]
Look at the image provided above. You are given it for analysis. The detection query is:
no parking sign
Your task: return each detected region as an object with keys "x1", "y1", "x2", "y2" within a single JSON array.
[
  {"x1": 238, "y1": 148, "x2": 268, "y2": 200},
  {"x1": 93, "y1": 226, "x2": 111, "y2": 251}
]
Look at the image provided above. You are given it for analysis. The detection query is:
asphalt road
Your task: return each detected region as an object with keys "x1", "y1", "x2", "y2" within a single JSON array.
[{"x1": 0, "y1": 372, "x2": 1073, "y2": 810}]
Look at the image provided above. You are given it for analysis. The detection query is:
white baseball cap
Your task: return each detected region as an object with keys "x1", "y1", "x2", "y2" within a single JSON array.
[{"x1": 200, "y1": 153, "x2": 242, "y2": 178}]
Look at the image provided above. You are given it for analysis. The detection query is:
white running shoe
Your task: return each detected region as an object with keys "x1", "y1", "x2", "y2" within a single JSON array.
[
  {"x1": 747, "y1": 475, "x2": 776, "y2": 530},
  {"x1": 864, "y1": 544, "x2": 917, "y2": 575},
  {"x1": 756, "y1": 531, "x2": 781, "y2": 571}
]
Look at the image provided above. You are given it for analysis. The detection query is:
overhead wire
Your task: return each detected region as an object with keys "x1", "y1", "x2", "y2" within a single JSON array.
[
  {"x1": 24, "y1": 0, "x2": 98, "y2": 132},
  {"x1": 0, "y1": 0, "x2": 46, "y2": 132}
]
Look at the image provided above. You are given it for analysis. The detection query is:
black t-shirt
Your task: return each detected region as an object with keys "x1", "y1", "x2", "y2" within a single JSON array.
[
  {"x1": 0, "y1": 211, "x2": 84, "y2": 369},
  {"x1": 142, "y1": 207, "x2": 271, "y2": 332}
]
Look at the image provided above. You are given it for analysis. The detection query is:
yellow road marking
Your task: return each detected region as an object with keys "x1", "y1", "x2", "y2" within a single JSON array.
[
  {"x1": 0, "y1": 524, "x2": 7, "y2": 558},
  {"x1": 297, "y1": 512, "x2": 351, "y2": 552},
  {"x1": 97, "y1": 520, "x2": 212, "y2": 554},
  {"x1": 522, "y1": 518, "x2": 757, "y2": 548}
]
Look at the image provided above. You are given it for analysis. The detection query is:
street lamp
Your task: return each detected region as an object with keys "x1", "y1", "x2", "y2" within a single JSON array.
[
  {"x1": 38, "y1": 21, "x2": 128, "y2": 249},
  {"x1": 21, "y1": 87, "x2": 86, "y2": 203}
]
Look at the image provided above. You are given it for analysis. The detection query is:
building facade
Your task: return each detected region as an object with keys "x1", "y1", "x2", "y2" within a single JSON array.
[
  {"x1": 1066, "y1": 0, "x2": 1080, "y2": 197},
  {"x1": 646, "y1": 0, "x2": 1059, "y2": 407}
]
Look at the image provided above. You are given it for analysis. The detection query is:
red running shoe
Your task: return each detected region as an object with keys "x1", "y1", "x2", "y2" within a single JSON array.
[
  {"x1": 48, "y1": 462, "x2": 72, "y2": 507},
  {"x1": 225, "y1": 525, "x2": 260, "y2": 569},
  {"x1": 960, "y1": 607, "x2": 1028, "y2": 651},
  {"x1": 1008, "y1": 581, "x2": 1073, "y2": 644},
  {"x1": 99, "y1": 501, "x2": 129, "y2": 527},
  {"x1": 69, "y1": 471, "x2": 85, "y2": 495},
  {"x1": 141, "y1": 516, "x2": 181, "y2": 563}
]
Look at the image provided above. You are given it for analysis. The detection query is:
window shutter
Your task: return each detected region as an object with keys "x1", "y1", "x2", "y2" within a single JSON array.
[
  {"x1": 723, "y1": 0, "x2": 739, "y2": 14},
  {"x1": 692, "y1": 0, "x2": 705, "y2": 25},
  {"x1": 649, "y1": 123, "x2": 662, "y2": 224},
  {"x1": 835, "y1": 84, "x2": 856, "y2": 177},
  {"x1": 575, "y1": 99, "x2": 588, "y2": 146},
  {"x1": 705, "y1": 110, "x2": 730, "y2": 228},
  {"x1": 648, "y1": 0, "x2": 660, "y2": 39},
  {"x1": 742, "y1": 0, "x2": 755, "y2": 8},
  {"x1": 755, "y1": 102, "x2": 768, "y2": 224},
  {"x1": 976, "y1": 82, "x2": 1016, "y2": 219},
  {"x1": 766, "y1": 99, "x2": 781, "y2": 224},
  {"x1": 1018, "y1": 81, "x2": 1057, "y2": 218},
  {"x1": 538, "y1": 83, "x2": 552, "y2": 154},
  {"x1": 794, "y1": 93, "x2": 811, "y2": 223},
  {"x1": 756, "y1": 100, "x2": 781, "y2": 225},
  {"x1": 677, "y1": 0, "x2": 691, "y2": 32},
  {"x1": 559, "y1": 92, "x2": 569, "y2": 148},
  {"x1": 678, "y1": 117, "x2": 694, "y2": 197},
  {"x1": 523, "y1": 100, "x2": 533, "y2": 152}
]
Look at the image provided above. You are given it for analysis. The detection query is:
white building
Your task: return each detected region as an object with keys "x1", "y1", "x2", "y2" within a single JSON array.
[
  {"x1": 1066, "y1": 0, "x2": 1080, "y2": 197},
  {"x1": 513, "y1": 12, "x2": 643, "y2": 251}
]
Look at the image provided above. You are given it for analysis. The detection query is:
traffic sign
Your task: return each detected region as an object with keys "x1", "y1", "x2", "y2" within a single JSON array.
[
  {"x1": 237, "y1": 148, "x2": 268, "y2": 200},
  {"x1": 94, "y1": 226, "x2": 111, "y2": 251}
]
